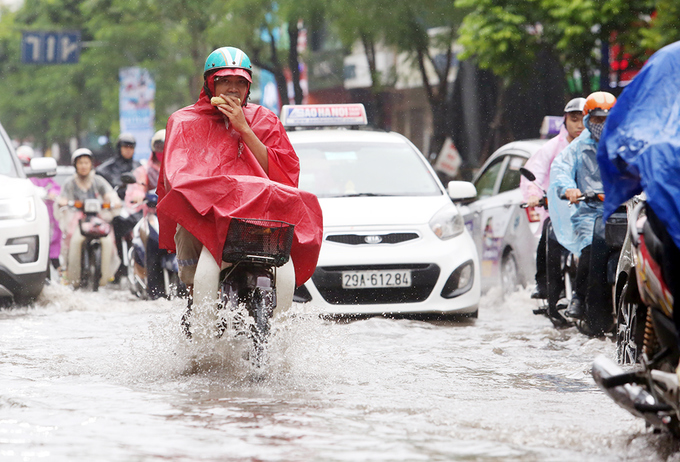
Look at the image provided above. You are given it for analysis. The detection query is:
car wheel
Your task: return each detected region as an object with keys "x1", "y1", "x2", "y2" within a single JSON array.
[
  {"x1": 501, "y1": 250, "x2": 520, "y2": 297},
  {"x1": 616, "y1": 279, "x2": 646, "y2": 365}
]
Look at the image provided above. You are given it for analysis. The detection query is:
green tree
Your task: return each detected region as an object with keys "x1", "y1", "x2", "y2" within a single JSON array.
[
  {"x1": 455, "y1": 0, "x2": 656, "y2": 156},
  {"x1": 455, "y1": 0, "x2": 546, "y2": 155},
  {"x1": 328, "y1": 0, "x2": 467, "y2": 155},
  {"x1": 640, "y1": 0, "x2": 680, "y2": 51}
]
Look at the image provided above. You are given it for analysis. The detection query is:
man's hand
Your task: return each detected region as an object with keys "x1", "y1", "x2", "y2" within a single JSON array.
[
  {"x1": 215, "y1": 93, "x2": 269, "y2": 174},
  {"x1": 527, "y1": 195, "x2": 541, "y2": 208},
  {"x1": 565, "y1": 188, "x2": 582, "y2": 204},
  {"x1": 216, "y1": 94, "x2": 247, "y2": 133}
]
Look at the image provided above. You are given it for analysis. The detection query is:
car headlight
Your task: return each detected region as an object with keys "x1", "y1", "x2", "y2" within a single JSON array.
[
  {"x1": 429, "y1": 204, "x2": 465, "y2": 240},
  {"x1": 0, "y1": 197, "x2": 36, "y2": 221}
]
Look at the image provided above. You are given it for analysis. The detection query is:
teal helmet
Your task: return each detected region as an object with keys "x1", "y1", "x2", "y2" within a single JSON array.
[
  {"x1": 203, "y1": 46, "x2": 253, "y2": 102},
  {"x1": 203, "y1": 47, "x2": 252, "y2": 80}
]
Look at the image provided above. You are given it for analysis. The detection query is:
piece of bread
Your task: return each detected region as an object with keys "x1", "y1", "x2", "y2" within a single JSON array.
[
  {"x1": 211, "y1": 96, "x2": 242, "y2": 106},
  {"x1": 211, "y1": 96, "x2": 227, "y2": 106}
]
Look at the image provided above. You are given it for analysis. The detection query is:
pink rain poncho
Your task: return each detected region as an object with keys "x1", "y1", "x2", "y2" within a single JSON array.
[{"x1": 519, "y1": 125, "x2": 570, "y2": 236}]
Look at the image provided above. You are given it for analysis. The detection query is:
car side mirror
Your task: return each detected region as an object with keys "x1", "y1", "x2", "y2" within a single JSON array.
[
  {"x1": 25, "y1": 157, "x2": 58, "y2": 178},
  {"x1": 447, "y1": 181, "x2": 477, "y2": 201}
]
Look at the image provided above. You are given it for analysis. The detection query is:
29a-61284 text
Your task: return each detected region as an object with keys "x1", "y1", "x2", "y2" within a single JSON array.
[{"x1": 341, "y1": 270, "x2": 412, "y2": 289}]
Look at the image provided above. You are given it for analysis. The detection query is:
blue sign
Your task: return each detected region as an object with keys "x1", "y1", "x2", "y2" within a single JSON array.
[{"x1": 21, "y1": 31, "x2": 81, "y2": 64}]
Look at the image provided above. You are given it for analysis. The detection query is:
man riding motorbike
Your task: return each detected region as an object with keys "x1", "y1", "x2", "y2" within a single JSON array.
[
  {"x1": 97, "y1": 133, "x2": 143, "y2": 283},
  {"x1": 598, "y1": 40, "x2": 680, "y2": 337},
  {"x1": 549, "y1": 91, "x2": 617, "y2": 334},
  {"x1": 57, "y1": 148, "x2": 121, "y2": 287},
  {"x1": 156, "y1": 46, "x2": 323, "y2": 330},
  {"x1": 520, "y1": 97, "x2": 585, "y2": 310}
]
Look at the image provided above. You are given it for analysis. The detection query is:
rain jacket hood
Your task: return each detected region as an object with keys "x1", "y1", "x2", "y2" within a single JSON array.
[
  {"x1": 156, "y1": 86, "x2": 323, "y2": 286},
  {"x1": 548, "y1": 118, "x2": 603, "y2": 255},
  {"x1": 598, "y1": 41, "x2": 680, "y2": 250}
]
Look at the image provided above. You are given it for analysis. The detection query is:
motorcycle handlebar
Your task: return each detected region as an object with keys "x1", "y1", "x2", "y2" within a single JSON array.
[
  {"x1": 560, "y1": 192, "x2": 605, "y2": 203},
  {"x1": 519, "y1": 196, "x2": 548, "y2": 209}
]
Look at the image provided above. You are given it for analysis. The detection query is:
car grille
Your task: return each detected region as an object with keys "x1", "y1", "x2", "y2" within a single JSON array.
[
  {"x1": 311, "y1": 263, "x2": 440, "y2": 305},
  {"x1": 325, "y1": 233, "x2": 419, "y2": 245}
]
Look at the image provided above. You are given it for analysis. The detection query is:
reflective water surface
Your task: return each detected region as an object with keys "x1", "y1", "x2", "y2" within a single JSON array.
[{"x1": 2, "y1": 284, "x2": 679, "y2": 461}]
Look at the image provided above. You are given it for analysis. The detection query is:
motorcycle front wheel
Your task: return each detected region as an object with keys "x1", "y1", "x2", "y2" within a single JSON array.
[{"x1": 249, "y1": 287, "x2": 275, "y2": 366}]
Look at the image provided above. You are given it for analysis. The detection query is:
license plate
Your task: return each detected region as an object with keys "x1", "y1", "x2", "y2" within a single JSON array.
[{"x1": 341, "y1": 270, "x2": 412, "y2": 289}]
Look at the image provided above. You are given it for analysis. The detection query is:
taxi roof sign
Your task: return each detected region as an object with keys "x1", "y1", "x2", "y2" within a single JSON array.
[{"x1": 280, "y1": 104, "x2": 368, "y2": 127}]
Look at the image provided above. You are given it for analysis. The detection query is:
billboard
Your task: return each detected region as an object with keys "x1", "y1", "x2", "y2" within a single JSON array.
[{"x1": 119, "y1": 67, "x2": 155, "y2": 161}]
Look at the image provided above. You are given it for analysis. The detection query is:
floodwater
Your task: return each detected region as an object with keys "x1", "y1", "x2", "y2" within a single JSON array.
[{"x1": 2, "y1": 283, "x2": 680, "y2": 461}]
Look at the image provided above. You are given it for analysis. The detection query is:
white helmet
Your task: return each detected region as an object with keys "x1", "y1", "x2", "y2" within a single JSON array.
[
  {"x1": 16, "y1": 145, "x2": 35, "y2": 165},
  {"x1": 151, "y1": 129, "x2": 166, "y2": 152},
  {"x1": 564, "y1": 97, "x2": 587, "y2": 114},
  {"x1": 71, "y1": 148, "x2": 93, "y2": 165},
  {"x1": 151, "y1": 129, "x2": 166, "y2": 145}
]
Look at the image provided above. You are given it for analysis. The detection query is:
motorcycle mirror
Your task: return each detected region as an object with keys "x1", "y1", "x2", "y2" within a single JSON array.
[
  {"x1": 519, "y1": 167, "x2": 536, "y2": 182},
  {"x1": 120, "y1": 172, "x2": 137, "y2": 184}
]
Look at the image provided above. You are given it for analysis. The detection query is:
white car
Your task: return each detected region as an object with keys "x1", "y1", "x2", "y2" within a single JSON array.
[
  {"x1": 0, "y1": 122, "x2": 57, "y2": 304},
  {"x1": 459, "y1": 139, "x2": 548, "y2": 294},
  {"x1": 284, "y1": 104, "x2": 480, "y2": 317}
]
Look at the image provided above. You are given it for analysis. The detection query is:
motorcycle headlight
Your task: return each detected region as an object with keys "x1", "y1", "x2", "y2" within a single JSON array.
[
  {"x1": 0, "y1": 197, "x2": 36, "y2": 221},
  {"x1": 429, "y1": 205, "x2": 465, "y2": 240}
]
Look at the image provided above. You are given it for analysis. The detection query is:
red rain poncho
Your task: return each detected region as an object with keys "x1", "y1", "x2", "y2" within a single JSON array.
[{"x1": 156, "y1": 89, "x2": 323, "y2": 286}]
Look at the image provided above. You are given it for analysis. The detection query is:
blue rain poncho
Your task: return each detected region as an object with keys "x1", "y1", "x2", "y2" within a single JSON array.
[
  {"x1": 597, "y1": 41, "x2": 680, "y2": 250},
  {"x1": 548, "y1": 116, "x2": 604, "y2": 255}
]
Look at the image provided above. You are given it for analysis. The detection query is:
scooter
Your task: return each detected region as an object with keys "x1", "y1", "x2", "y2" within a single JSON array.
[
  {"x1": 558, "y1": 191, "x2": 626, "y2": 336},
  {"x1": 128, "y1": 192, "x2": 184, "y2": 300},
  {"x1": 519, "y1": 167, "x2": 575, "y2": 328},
  {"x1": 68, "y1": 198, "x2": 113, "y2": 291},
  {"x1": 592, "y1": 199, "x2": 679, "y2": 436},
  {"x1": 182, "y1": 217, "x2": 296, "y2": 365}
]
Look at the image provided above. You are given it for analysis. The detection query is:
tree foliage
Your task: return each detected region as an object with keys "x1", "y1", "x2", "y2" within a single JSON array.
[{"x1": 0, "y1": 0, "x2": 676, "y2": 162}]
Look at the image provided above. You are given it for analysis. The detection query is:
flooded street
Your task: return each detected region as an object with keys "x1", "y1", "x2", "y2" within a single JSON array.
[{"x1": 2, "y1": 284, "x2": 679, "y2": 461}]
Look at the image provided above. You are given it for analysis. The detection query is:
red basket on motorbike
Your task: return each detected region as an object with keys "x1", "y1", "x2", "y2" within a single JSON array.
[{"x1": 222, "y1": 218, "x2": 295, "y2": 267}]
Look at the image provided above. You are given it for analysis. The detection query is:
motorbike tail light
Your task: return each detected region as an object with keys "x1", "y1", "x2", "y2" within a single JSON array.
[{"x1": 525, "y1": 206, "x2": 540, "y2": 223}]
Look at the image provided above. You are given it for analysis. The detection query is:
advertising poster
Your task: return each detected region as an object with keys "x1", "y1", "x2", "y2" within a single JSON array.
[
  {"x1": 259, "y1": 69, "x2": 280, "y2": 115},
  {"x1": 119, "y1": 67, "x2": 155, "y2": 161}
]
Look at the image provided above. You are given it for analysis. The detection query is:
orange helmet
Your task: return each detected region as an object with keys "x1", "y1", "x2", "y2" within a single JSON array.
[{"x1": 583, "y1": 91, "x2": 616, "y2": 117}]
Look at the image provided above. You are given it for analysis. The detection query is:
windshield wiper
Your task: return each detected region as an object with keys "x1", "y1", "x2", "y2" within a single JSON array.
[{"x1": 331, "y1": 193, "x2": 394, "y2": 198}]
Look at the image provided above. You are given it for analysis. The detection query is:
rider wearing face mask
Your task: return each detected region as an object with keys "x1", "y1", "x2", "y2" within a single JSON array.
[
  {"x1": 156, "y1": 46, "x2": 323, "y2": 309},
  {"x1": 549, "y1": 91, "x2": 617, "y2": 333}
]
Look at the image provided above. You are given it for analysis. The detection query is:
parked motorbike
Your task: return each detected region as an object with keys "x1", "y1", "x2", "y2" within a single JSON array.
[
  {"x1": 182, "y1": 218, "x2": 296, "y2": 365},
  {"x1": 66, "y1": 198, "x2": 114, "y2": 291},
  {"x1": 128, "y1": 192, "x2": 184, "y2": 300},
  {"x1": 592, "y1": 198, "x2": 679, "y2": 436},
  {"x1": 519, "y1": 167, "x2": 575, "y2": 328}
]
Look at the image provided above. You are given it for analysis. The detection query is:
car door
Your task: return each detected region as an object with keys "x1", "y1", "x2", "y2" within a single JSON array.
[{"x1": 462, "y1": 152, "x2": 528, "y2": 291}]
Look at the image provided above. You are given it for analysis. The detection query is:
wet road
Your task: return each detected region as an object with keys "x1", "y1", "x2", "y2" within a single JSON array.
[{"x1": 1, "y1": 283, "x2": 679, "y2": 461}]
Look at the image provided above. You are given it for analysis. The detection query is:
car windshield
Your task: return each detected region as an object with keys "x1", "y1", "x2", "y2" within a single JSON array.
[
  {"x1": 295, "y1": 141, "x2": 442, "y2": 198},
  {"x1": 0, "y1": 135, "x2": 19, "y2": 178}
]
